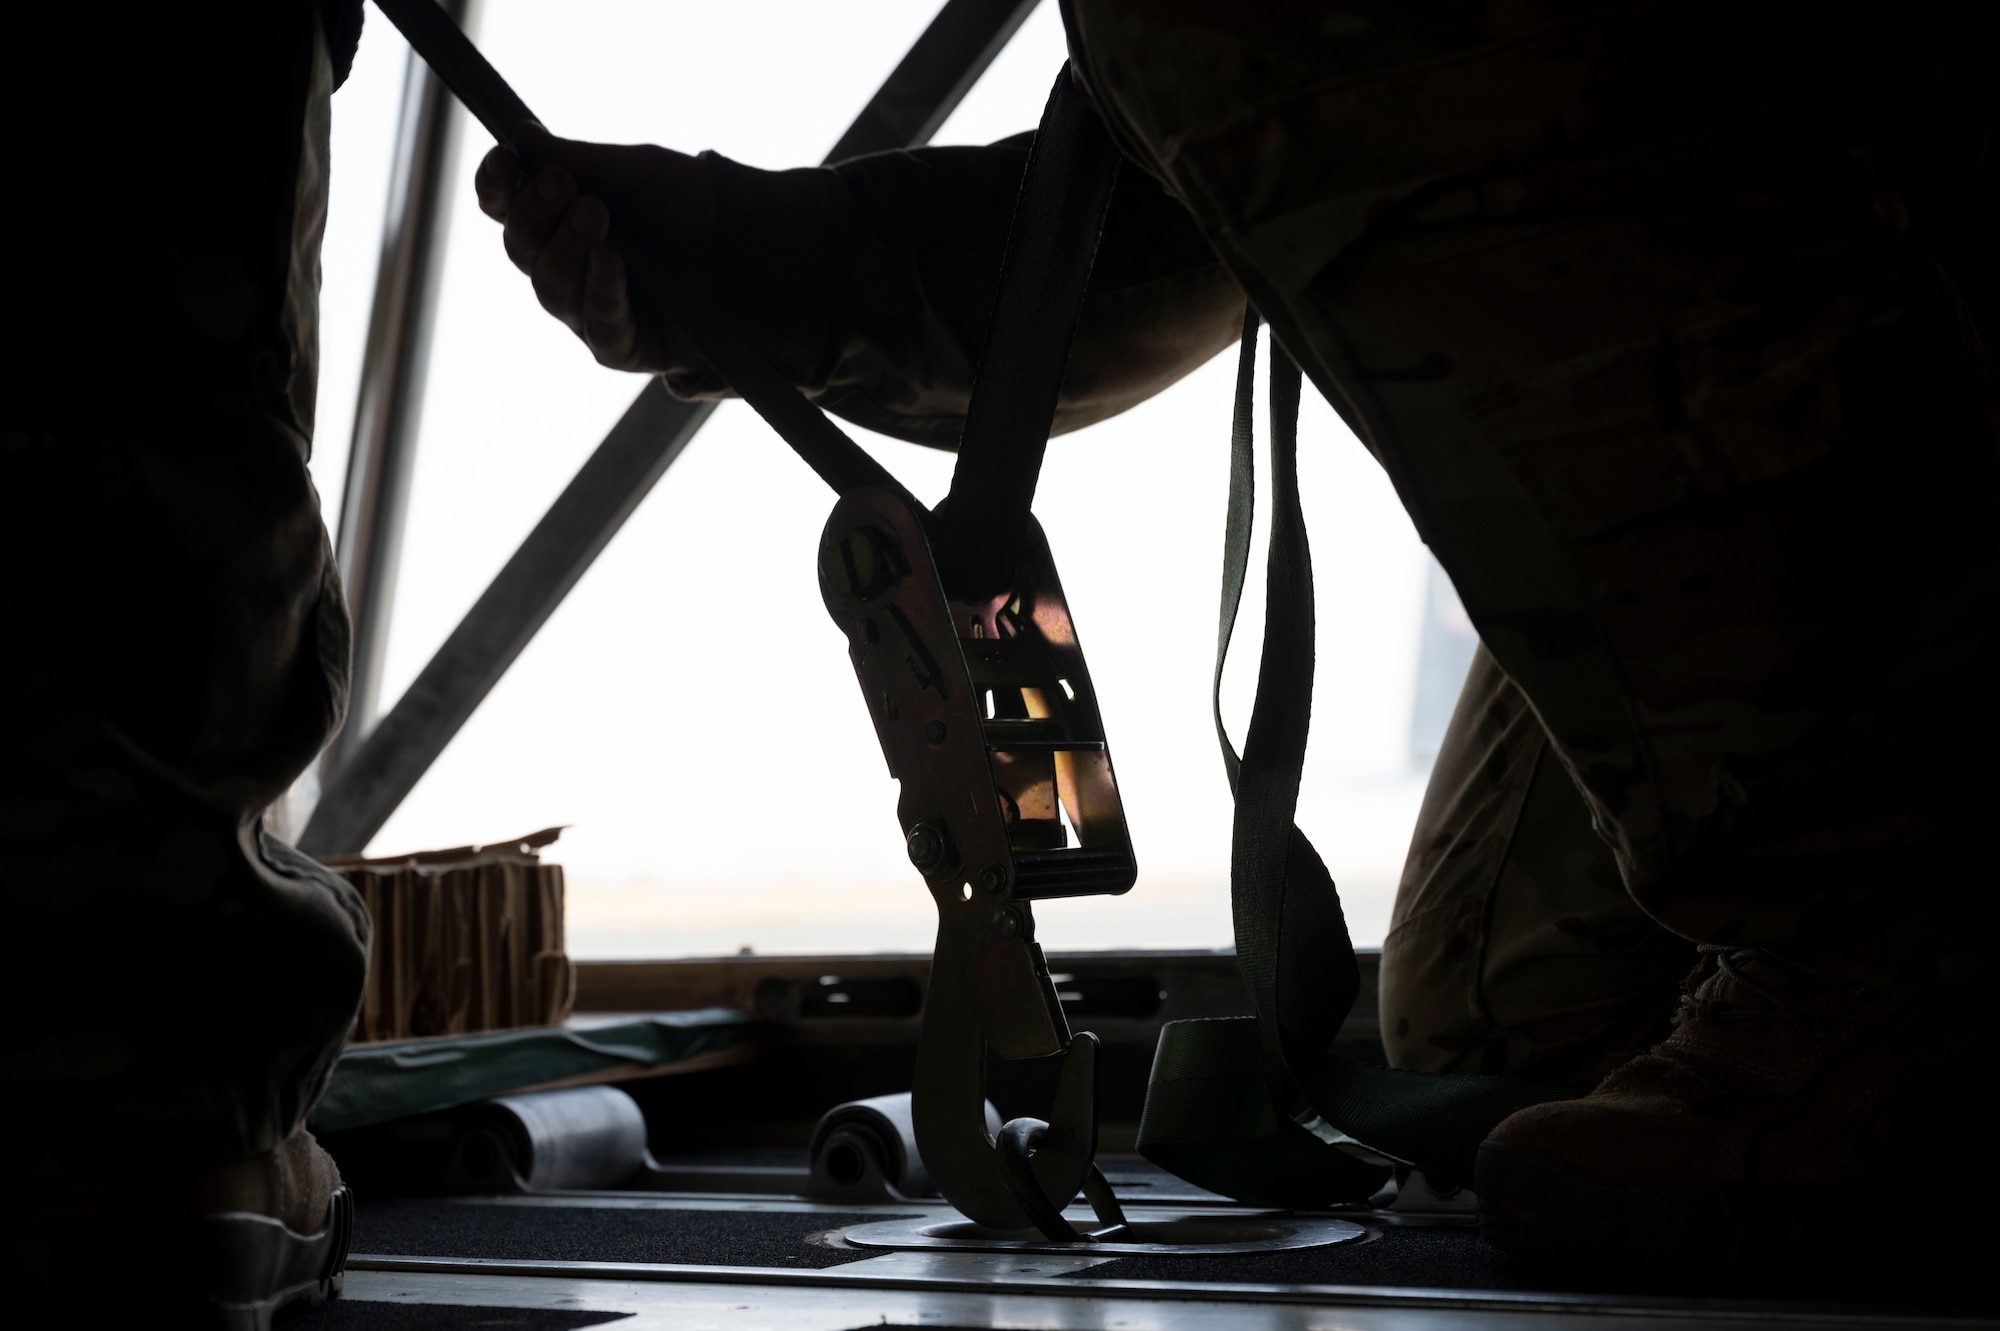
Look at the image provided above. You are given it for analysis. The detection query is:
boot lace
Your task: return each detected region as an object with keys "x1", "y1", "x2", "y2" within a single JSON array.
[{"x1": 1676, "y1": 944, "x2": 1874, "y2": 1036}]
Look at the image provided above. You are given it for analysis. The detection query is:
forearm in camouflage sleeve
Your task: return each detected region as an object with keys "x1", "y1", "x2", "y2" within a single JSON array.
[{"x1": 663, "y1": 135, "x2": 1244, "y2": 447}]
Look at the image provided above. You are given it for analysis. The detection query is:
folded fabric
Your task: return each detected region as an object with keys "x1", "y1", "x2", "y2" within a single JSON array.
[{"x1": 312, "y1": 1009, "x2": 754, "y2": 1133}]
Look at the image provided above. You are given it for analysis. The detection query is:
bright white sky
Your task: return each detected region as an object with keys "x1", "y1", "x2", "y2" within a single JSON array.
[{"x1": 312, "y1": 0, "x2": 1446, "y2": 958}]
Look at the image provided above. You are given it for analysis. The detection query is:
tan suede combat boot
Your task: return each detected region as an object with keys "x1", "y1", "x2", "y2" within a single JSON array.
[
  {"x1": 2, "y1": 1128, "x2": 352, "y2": 1328},
  {"x1": 1475, "y1": 944, "x2": 1989, "y2": 1273}
]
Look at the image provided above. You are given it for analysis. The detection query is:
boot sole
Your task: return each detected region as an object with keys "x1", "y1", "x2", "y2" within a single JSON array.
[{"x1": 204, "y1": 1184, "x2": 354, "y2": 1330}]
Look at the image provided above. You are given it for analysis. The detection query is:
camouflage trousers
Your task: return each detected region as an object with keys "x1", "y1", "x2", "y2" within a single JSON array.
[
  {"x1": 0, "y1": 405, "x2": 367, "y2": 1188},
  {"x1": 0, "y1": 0, "x2": 368, "y2": 1188},
  {"x1": 1381, "y1": 644, "x2": 1695, "y2": 1086},
  {"x1": 0, "y1": 414, "x2": 367, "y2": 1186}
]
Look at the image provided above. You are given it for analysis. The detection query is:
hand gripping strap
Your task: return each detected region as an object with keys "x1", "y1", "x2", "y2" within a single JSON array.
[
  {"x1": 371, "y1": 0, "x2": 923, "y2": 514},
  {"x1": 1138, "y1": 311, "x2": 1573, "y2": 1203},
  {"x1": 377, "y1": 0, "x2": 1116, "y2": 574}
]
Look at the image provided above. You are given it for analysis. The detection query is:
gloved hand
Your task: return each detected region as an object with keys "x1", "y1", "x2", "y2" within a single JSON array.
[{"x1": 473, "y1": 122, "x2": 714, "y2": 377}]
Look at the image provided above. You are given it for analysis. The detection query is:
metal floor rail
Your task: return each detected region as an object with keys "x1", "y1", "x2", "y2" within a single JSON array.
[{"x1": 297, "y1": 1190, "x2": 1998, "y2": 1331}]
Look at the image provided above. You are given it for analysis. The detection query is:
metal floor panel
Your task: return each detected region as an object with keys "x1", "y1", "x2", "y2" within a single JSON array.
[
  {"x1": 335, "y1": 1266, "x2": 1990, "y2": 1331},
  {"x1": 329, "y1": 1193, "x2": 1996, "y2": 1331}
]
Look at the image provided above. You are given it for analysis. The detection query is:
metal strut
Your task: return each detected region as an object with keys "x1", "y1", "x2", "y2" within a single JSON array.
[{"x1": 819, "y1": 488, "x2": 1136, "y2": 1235}]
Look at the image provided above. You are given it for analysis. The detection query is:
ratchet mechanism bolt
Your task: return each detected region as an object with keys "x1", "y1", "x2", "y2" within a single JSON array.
[{"x1": 906, "y1": 822, "x2": 949, "y2": 873}]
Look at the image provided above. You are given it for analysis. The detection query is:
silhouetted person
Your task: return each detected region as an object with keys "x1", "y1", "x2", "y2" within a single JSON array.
[{"x1": 2, "y1": 2, "x2": 367, "y2": 1320}]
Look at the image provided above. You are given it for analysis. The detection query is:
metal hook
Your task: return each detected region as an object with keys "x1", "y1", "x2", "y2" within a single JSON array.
[{"x1": 910, "y1": 949, "x2": 1102, "y2": 1231}]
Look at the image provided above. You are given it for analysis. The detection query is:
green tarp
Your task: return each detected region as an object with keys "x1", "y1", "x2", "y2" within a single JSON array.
[{"x1": 312, "y1": 1008, "x2": 755, "y2": 1133}]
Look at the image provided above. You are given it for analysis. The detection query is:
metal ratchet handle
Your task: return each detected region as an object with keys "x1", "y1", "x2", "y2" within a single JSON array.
[{"x1": 820, "y1": 487, "x2": 1135, "y2": 1231}]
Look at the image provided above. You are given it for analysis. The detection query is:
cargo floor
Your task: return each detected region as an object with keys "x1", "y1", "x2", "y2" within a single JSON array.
[{"x1": 295, "y1": 1180, "x2": 1994, "y2": 1330}]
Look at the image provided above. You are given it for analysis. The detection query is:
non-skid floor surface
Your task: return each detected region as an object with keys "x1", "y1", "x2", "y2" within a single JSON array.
[
  {"x1": 354, "y1": 1201, "x2": 910, "y2": 1268},
  {"x1": 1078, "y1": 1225, "x2": 1984, "y2": 1312},
  {"x1": 285, "y1": 1303, "x2": 631, "y2": 1328}
]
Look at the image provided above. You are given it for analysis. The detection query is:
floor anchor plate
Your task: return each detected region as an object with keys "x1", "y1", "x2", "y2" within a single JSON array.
[{"x1": 840, "y1": 1210, "x2": 1367, "y2": 1257}]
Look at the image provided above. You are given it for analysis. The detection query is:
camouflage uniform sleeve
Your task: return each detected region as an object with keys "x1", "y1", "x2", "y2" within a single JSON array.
[{"x1": 662, "y1": 135, "x2": 1243, "y2": 447}]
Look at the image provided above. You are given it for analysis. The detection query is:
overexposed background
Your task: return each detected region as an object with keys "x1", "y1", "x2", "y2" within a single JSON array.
[{"x1": 312, "y1": 0, "x2": 1467, "y2": 958}]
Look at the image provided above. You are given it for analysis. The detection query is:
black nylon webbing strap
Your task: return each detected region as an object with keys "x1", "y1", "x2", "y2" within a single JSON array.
[
  {"x1": 1132, "y1": 317, "x2": 1391, "y2": 1205},
  {"x1": 1209, "y1": 318, "x2": 1363, "y2": 1092},
  {"x1": 931, "y1": 66, "x2": 1121, "y2": 599},
  {"x1": 1211, "y1": 309, "x2": 1259, "y2": 796},
  {"x1": 1226, "y1": 330, "x2": 1361, "y2": 1116},
  {"x1": 1139, "y1": 310, "x2": 1573, "y2": 1198}
]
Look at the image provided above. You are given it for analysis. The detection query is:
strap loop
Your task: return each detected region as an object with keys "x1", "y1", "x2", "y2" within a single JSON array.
[{"x1": 932, "y1": 65, "x2": 1121, "y2": 599}]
